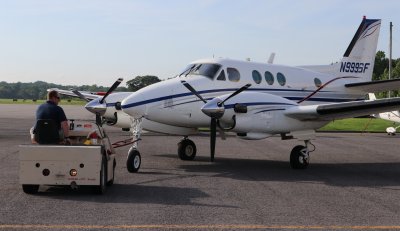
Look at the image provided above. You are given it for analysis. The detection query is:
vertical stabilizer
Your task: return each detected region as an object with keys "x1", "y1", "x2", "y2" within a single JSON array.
[{"x1": 338, "y1": 17, "x2": 381, "y2": 80}]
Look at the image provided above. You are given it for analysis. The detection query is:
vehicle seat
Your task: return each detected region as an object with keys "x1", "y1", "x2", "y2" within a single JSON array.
[{"x1": 34, "y1": 119, "x2": 60, "y2": 144}]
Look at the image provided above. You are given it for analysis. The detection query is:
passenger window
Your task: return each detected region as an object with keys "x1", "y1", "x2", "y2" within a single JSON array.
[
  {"x1": 277, "y1": 72, "x2": 286, "y2": 86},
  {"x1": 314, "y1": 78, "x2": 322, "y2": 87},
  {"x1": 265, "y1": 71, "x2": 274, "y2": 85},
  {"x1": 216, "y1": 70, "x2": 226, "y2": 81},
  {"x1": 227, "y1": 68, "x2": 240, "y2": 82},
  {"x1": 252, "y1": 70, "x2": 262, "y2": 84}
]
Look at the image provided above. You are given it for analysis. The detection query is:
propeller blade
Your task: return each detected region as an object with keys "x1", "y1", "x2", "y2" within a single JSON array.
[
  {"x1": 95, "y1": 113, "x2": 102, "y2": 125},
  {"x1": 181, "y1": 80, "x2": 207, "y2": 103},
  {"x1": 219, "y1": 83, "x2": 251, "y2": 106},
  {"x1": 99, "y1": 78, "x2": 123, "y2": 104},
  {"x1": 72, "y1": 90, "x2": 91, "y2": 102},
  {"x1": 210, "y1": 118, "x2": 217, "y2": 162}
]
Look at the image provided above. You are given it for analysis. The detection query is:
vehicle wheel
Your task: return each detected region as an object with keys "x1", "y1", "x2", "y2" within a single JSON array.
[
  {"x1": 178, "y1": 139, "x2": 196, "y2": 160},
  {"x1": 107, "y1": 159, "x2": 116, "y2": 186},
  {"x1": 127, "y1": 148, "x2": 141, "y2": 173},
  {"x1": 290, "y1": 145, "x2": 309, "y2": 169},
  {"x1": 22, "y1": 184, "x2": 39, "y2": 194},
  {"x1": 94, "y1": 157, "x2": 107, "y2": 194}
]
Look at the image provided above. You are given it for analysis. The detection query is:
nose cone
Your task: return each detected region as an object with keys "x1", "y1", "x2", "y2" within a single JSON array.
[
  {"x1": 201, "y1": 97, "x2": 225, "y2": 119},
  {"x1": 121, "y1": 93, "x2": 147, "y2": 118},
  {"x1": 85, "y1": 98, "x2": 106, "y2": 115}
]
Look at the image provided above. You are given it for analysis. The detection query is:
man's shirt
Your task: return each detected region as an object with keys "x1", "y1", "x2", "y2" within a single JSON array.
[{"x1": 35, "y1": 101, "x2": 67, "y2": 130}]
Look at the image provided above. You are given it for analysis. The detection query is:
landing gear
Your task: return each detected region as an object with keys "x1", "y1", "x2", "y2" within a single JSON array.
[
  {"x1": 178, "y1": 138, "x2": 196, "y2": 160},
  {"x1": 290, "y1": 140, "x2": 313, "y2": 169},
  {"x1": 126, "y1": 117, "x2": 142, "y2": 173},
  {"x1": 127, "y1": 147, "x2": 141, "y2": 173}
]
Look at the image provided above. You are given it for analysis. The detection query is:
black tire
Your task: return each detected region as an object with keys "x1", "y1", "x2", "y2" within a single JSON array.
[
  {"x1": 22, "y1": 184, "x2": 39, "y2": 194},
  {"x1": 93, "y1": 157, "x2": 107, "y2": 194},
  {"x1": 178, "y1": 139, "x2": 196, "y2": 160},
  {"x1": 107, "y1": 159, "x2": 116, "y2": 186},
  {"x1": 290, "y1": 145, "x2": 309, "y2": 169},
  {"x1": 127, "y1": 148, "x2": 141, "y2": 173}
]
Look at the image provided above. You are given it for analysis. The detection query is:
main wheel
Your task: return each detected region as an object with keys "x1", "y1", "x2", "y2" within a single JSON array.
[
  {"x1": 178, "y1": 139, "x2": 196, "y2": 160},
  {"x1": 22, "y1": 184, "x2": 39, "y2": 194},
  {"x1": 127, "y1": 147, "x2": 141, "y2": 173},
  {"x1": 94, "y1": 157, "x2": 107, "y2": 194},
  {"x1": 290, "y1": 145, "x2": 309, "y2": 169}
]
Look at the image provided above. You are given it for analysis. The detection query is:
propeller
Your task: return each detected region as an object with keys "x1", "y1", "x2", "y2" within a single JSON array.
[
  {"x1": 99, "y1": 78, "x2": 123, "y2": 104},
  {"x1": 181, "y1": 80, "x2": 251, "y2": 161},
  {"x1": 71, "y1": 90, "x2": 90, "y2": 102},
  {"x1": 72, "y1": 78, "x2": 123, "y2": 125}
]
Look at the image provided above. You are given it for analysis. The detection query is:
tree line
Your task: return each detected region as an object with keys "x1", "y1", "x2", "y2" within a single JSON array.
[
  {"x1": 0, "y1": 75, "x2": 161, "y2": 100},
  {"x1": 0, "y1": 51, "x2": 399, "y2": 100}
]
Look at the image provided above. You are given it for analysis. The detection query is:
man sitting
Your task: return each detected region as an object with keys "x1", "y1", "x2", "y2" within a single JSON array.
[{"x1": 31, "y1": 90, "x2": 69, "y2": 144}]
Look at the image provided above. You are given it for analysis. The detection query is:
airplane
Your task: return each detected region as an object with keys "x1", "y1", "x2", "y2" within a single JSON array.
[
  {"x1": 55, "y1": 17, "x2": 400, "y2": 172},
  {"x1": 368, "y1": 93, "x2": 400, "y2": 135}
]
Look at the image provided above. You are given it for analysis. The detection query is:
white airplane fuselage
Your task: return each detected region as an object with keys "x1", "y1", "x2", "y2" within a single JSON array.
[{"x1": 121, "y1": 58, "x2": 366, "y2": 138}]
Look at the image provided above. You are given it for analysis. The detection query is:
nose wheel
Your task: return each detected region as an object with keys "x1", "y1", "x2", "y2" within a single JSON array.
[{"x1": 127, "y1": 147, "x2": 141, "y2": 173}]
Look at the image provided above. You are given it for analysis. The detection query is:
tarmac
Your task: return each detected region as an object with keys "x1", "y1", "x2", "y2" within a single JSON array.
[{"x1": 1, "y1": 104, "x2": 400, "y2": 230}]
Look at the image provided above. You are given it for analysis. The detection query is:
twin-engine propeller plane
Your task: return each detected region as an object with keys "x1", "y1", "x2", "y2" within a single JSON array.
[{"x1": 53, "y1": 17, "x2": 400, "y2": 171}]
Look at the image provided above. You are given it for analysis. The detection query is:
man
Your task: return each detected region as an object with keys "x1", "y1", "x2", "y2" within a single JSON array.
[{"x1": 31, "y1": 90, "x2": 69, "y2": 143}]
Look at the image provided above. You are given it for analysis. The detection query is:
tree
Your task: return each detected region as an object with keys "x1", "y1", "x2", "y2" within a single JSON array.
[
  {"x1": 126, "y1": 75, "x2": 161, "y2": 92},
  {"x1": 372, "y1": 50, "x2": 388, "y2": 81}
]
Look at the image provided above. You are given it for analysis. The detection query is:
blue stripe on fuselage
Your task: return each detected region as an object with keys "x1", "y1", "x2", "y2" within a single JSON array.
[{"x1": 120, "y1": 88, "x2": 358, "y2": 109}]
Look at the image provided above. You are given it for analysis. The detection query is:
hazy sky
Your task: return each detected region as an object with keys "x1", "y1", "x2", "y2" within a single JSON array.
[{"x1": 1, "y1": 0, "x2": 399, "y2": 87}]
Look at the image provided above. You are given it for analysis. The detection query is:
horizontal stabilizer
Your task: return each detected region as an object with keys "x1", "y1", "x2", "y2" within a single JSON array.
[
  {"x1": 285, "y1": 97, "x2": 400, "y2": 121},
  {"x1": 345, "y1": 78, "x2": 400, "y2": 93}
]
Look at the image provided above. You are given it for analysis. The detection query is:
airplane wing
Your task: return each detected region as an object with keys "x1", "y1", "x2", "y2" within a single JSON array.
[
  {"x1": 345, "y1": 78, "x2": 400, "y2": 93},
  {"x1": 285, "y1": 97, "x2": 400, "y2": 121},
  {"x1": 47, "y1": 88, "x2": 100, "y2": 101}
]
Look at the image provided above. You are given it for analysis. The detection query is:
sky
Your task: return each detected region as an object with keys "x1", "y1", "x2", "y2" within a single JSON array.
[{"x1": 0, "y1": 0, "x2": 399, "y2": 87}]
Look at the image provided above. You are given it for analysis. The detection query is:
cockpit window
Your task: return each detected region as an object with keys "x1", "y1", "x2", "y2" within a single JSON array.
[
  {"x1": 180, "y1": 63, "x2": 221, "y2": 79},
  {"x1": 178, "y1": 64, "x2": 196, "y2": 77},
  {"x1": 216, "y1": 70, "x2": 226, "y2": 81}
]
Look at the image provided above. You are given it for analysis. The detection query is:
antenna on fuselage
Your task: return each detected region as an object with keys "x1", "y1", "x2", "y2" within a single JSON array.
[{"x1": 267, "y1": 52, "x2": 276, "y2": 64}]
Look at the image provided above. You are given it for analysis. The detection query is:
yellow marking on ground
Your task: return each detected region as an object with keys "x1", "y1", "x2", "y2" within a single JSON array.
[{"x1": 1, "y1": 224, "x2": 400, "y2": 230}]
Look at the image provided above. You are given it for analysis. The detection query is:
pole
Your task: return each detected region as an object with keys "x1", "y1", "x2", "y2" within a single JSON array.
[{"x1": 389, "y1": 22, "x2": 393, "y2": 98}]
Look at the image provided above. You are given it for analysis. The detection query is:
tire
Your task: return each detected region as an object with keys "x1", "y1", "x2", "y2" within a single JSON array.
[
  {"x1": 93, "y1": 157, "x2": 107, "y2": 194},
  {"x1": 107, "y1": 159, "x2": 116, "y2": 186},
  {"x1": 290, "y1": 145, "x2": 309, "y2": 169},
  {"x1": 178, "y1": 139, "x2": 196, "y2": 161},
  {"x1": 22, "y1": 184, "x2": 39, "y2": 194},
  {"x1": 127, "y1": 148, "x2": 141, "y2": 173}
]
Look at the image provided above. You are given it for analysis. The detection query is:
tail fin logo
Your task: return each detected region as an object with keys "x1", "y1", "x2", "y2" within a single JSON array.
[{"x1": 343, "y1": 18, "x2": 381, "y2": 57}]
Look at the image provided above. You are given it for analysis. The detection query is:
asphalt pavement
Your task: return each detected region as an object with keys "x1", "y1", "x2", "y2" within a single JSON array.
[{"x1": 1, "y1": 104, "x2": 400, "y2": 230}]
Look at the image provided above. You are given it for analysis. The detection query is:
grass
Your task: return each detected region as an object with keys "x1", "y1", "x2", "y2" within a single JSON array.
[
  {"x1": 0, "y1": 98, "x2": 85, "y2": 105},
  {"x1": 318, "y1": 118, "x2": 395, "y2": 132}
]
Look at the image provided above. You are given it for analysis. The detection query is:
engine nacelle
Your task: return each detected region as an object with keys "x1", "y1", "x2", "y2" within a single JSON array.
[{"x1": 218, "y1": 92, "x2": 326, "y2": 135}]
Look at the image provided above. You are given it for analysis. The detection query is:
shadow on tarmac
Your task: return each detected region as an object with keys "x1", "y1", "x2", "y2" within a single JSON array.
[
  {"x1": 154, "y1": 154, "x2": 400, "y2": 188},
  {"x1": 37, "y1": 184, "x2": 236, "y2": 208}
]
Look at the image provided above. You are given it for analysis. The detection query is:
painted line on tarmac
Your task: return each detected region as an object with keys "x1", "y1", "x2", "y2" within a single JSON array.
[{"x1": 1, "y1": 225, "x2": 400, "y2": 230}]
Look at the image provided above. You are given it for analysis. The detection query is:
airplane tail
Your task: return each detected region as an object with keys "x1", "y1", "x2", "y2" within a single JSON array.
[{"x1": 337, "y1": 17, "x2": 381, "y2": 81}]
